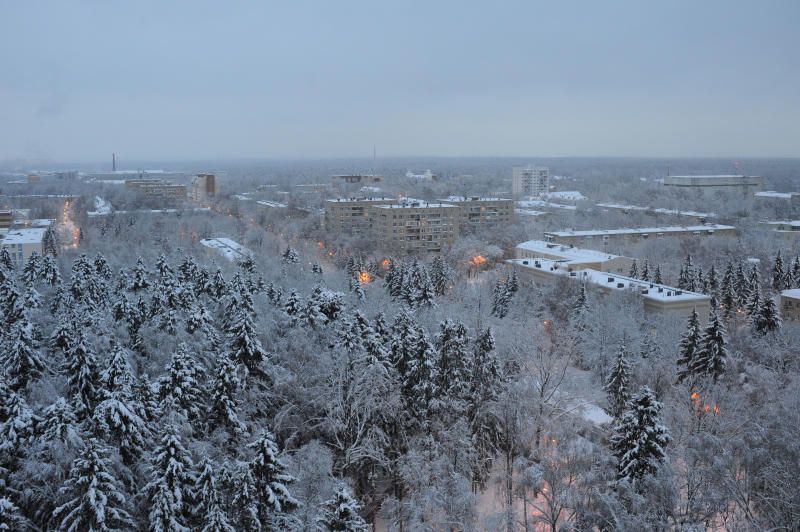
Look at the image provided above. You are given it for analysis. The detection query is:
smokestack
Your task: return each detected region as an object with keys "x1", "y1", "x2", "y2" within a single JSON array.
[{"x1": 112, "y1": 153, "x2": 116, "y2": 172}]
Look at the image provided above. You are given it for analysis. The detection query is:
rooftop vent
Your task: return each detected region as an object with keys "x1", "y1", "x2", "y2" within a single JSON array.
[
  {"x1": 522, "y1": 260, "x2": 529, "y2": 265},
  {"x1": 608, "y1": 277, "x2": 615, "y2": 282},
  {"x1": 658, "y1": 287, "x2": 664, "y2": 293},
  {"x1": 667, "y1": 291, "x2": 672, "y2": 296},
  {"x1": 676, "y1": 290, "x2": 683, "y2": 295},
  {"x1": 569, "y1": 272, "x2": 577, "y2": 277},
  {"x1": 641, "y1": 289, "x2": 649, "y2": 294},
  {"x1": 617, "y1": 283, "x2": 625, "y2": 288}
]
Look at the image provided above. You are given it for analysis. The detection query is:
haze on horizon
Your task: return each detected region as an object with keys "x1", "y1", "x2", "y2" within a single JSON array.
[{"x1": 1, "y1": 0, "x2": 798, "y2": 163}]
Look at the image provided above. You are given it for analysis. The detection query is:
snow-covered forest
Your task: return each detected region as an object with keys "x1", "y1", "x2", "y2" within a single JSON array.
[{"x1": 1, "y1": 178, "x2": 799, "y2": 531}]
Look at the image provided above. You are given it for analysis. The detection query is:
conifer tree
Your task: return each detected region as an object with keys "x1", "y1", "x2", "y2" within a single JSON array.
[
  {"x1": 150, "y1": 483, "x2": 189, "y2": 532},
  {"x1": 429, "y1": 255, "x2": 454, "y2": 296},
  {"x1": 753, "y1": 296, "x2": 781, "y2": 336},
  {"x1": 227, "y1": 306, "x2": 269, "y2": 379},
  {"x1": 245, "y1": 430, "x2": 299, "y2": 528},
  {"x1": 282, "y1": 246, "x2": 300, "y2": 265},
  {"x1": 653, "y1": 264, "x2": 663, "y2": 284},
  {"x1": 734, "y1": 262, "x2": 750, "y2": 308},
  {"x1": 52, "y1": 439, "x2": 133, "y2": 531},
  {"x1": 605, "y1": 339, "x2": 632, "y2": 418},
  {"x1": 283, "y1": 290, "x2": 301, "y2": 317},
  {"x1": 40, "y1": 396, "x2": 82, "y2": 447},
  {"x1": 675, "y1": 308, "x2": 702, "y2": 385},
  {"x1": 772, "y1": 250, "x2": 785, "y2": 290},
  {"x1": 0, "y1": 496, "x2": 29, "y2": 531},
  {"x1": 159, "y1": 343, "x2": 204, "y2": 421},
  {"x1": 129, "y1": 257, "x2": 151, "y2": 292},
  {"x1": 434, "y1": 319, "x2": 472, "y2": 401},
  {"x1": 208, "y1": 352, "x2": 247, "y2": 437},
  {"x1": 43, "y1": 225, "x2": 60, "y2": 257},
  {"x1": 317, "y1": 486, "x2": 369, "y2": 532},
  {"x1": 146, "y1": 424, "x2": 195, "y2": 520},
  {"x1": 706, "y1": 263, "x2": 719, "y2": 298},
  {"x1": 0, "y1": 315, "x2": 45, "y2": 391},
  {"x1": 0, "y1": 388, "x2": 34, "y2": 456},
  {"x1": 0, "y1": 248, "x2": 12, "y2": 271},
  {"x1": 746, "y1": 279, "x2": 762, "y2": 319},
  {"x1": 610, "y1": 386, "x2": 671, "y2": 482},
  {"x1": 63, "y1": 328, "x2": 100, "y2": 418},
  {"x1": 571, "y1": 282, "x2": 588, "y2": 317},
  {"x1": 41, "y1": 255, "x2": 62, "y2": 287},
  {"x1": 490, "y1": 278, "x2": 511, "y2": 318},
  {"x1": 640, "y1": 259, "x2": 650, "y2": 282},
  {"x1": 628, "y1": 259, "x2": 638, "y2": 280},
  {"x1": 719, "y1": 261, "x2": 736, "y2": 319},
  {"x1": 690, "y1": 297, "x2": 728, "y2": 383},
  {"x1": 21, "y1": 251, "x2": 42, "y2": 286}
]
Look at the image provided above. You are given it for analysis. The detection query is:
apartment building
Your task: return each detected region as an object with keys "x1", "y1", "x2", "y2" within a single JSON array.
[
  {"x1": 125, "y1": 179, "x2": 188, "y2": 202},
  {"x1": 191, "y1": 173, "x2": 217, "y2": 202},
  {"x1": 779, "y1": 289, "x2": 800, "y2": 322},
  {"x1": 544, "y1": 224, "x2": 737, "y2": 246},
  {"x1": 439, "y1": 196, "x2": 515, "y2": 226},
  {"x1": 323, "y1": 197, "x2": 397, "y2": 233},
  {"x1": 515, "y1": 240, "x2": 633, "y2": 274},
  {"x1": 372, "y1": 200, "x2": 460, "y2": 254},
  {"x1": 512, "y1": 165, "x2": 549, "y2": 196},
  {"x1": 507, "y1": 257, "x2": 710, "y2": 319},
  {"x1": 0, "y1": 210, "x2": 11, "y2": 231},
  {"x1": 0, "y1": 227, "x2": 47, "y2": 268},
  {"x1": 663, "y1": 175, "x2": 764, "y2": 194},
  {"x1": 332, "y1": 174, "x2": 383, "y2": 184}
]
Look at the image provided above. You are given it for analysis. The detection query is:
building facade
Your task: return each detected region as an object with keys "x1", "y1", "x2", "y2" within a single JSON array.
[
  {"x1": 0, "y1": 227, "x2": 46, "y2": 268},
  {"x1": 663, "y1": 175, "x2": 764, "y2": 194},
  {"x1": 372, "y1": 201, "x2": 460, "y2": 254},
  {"x1": 439, "y1": 196, "x2": 515, "y2": 226},
  {"x1": 544, "y1": 224, "x2": 737, "y2": 246},
  {"x1": 323, "y1": 197, "x2": 397, "y2": 233},
  {"x1": 191, "y1": 173, "x2": 217, "y2": 202},
  {"x1": 512, "y1": 165, "x2": 549, "y2": 196},
  {"x1": 779, "y1": 289, "x2": 800, "y2": 322}
]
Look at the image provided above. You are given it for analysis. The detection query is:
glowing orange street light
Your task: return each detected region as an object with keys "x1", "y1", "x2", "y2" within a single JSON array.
[
  {"x1": 469, "y1": 255, "x2": 487, "y2": 267},
  {"x1": 358, "y1": 271, "x2": 372, "y2": 284}
]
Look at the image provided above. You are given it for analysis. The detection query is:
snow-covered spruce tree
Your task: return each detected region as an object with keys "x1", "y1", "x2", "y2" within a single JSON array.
[
  {"x1": 52, "y1": 438, "x2": 133, "y2": 531},
  {"x1": 605, "y1": 338, "x2": 632, "y2": 418},
  {"x1": 753, "y1": 296, "x2": 781, "y2": 336},
  {"x1": 610, "y1": 386, "x2": 671, "y2": 483},
  {"x1": 675, "y1": 308, "x2": 702, "y2": 385},
  {"x1": 39, "y1": 396, "x2": 82, "y2": 447},
  {"x1": 706, "y1": 263, "x2": 719, "y2": 298},
  {"x1": 468, "y1": 327, "x2": 503, "y2": 489},
  {"x1": 283, "y1": 289, "x2": 301, "y2": 318},
  {"x1": 208, "y1": 352, "x2": 247, "y2": 437},
  {"x1": 62, "y1": 328, "x2": 100, "y2": 419},
  {"x1": 772, "y1": 250, "x2": 784, "y2": 291},
  {"x1": 628, "y1": 259, "x2": 638, "y2": 280},
  {"x1": 653, "y1": 264, "x2": 663, "y2": 284},
  {"x1": 282, "y1": 246, "x2": 300, "y2": 265},
  {"x1": 429, "y1": 255, "x2": 454, "y2": 296},
  {"x1": 146, "y1": 422, "x2": 195, "y2": 525},
  {"x1": 149, "y1": 482, "x2": 189, "y2": 532},
  {"x1": 317, "y1": 485, "x2": 369, "y2": 532},
  {"x1": 746, "y1": 272, "x2": 763, "y2": 319},
  {"x1": 42, "y1": 225, "x2": 60, "y2": 257},
  {"x1": 0, "y1": 248, "x2": 13, "y2": 271},
  {"x1": 40, "y1": 254, "x2": 62, "y2": 287},
  {"x1": 0, "y1": 387, "x2": 34, "y2": 457},
  {"x1": 571, "y1": 282, "x2": 588, "y2": 318},
  {"x1": 129, "y1": 256, "x2": 151, "y2": 292},
  {"x1": 226, "y1": 304, "x2": 269, "y2": 380},
  {"x1": 719, "y1": 261, "x2": 736, "y2": 319},
  {"x1": 159, "y1": 343, "x2": 204, "y2": 422},
  {"x1": 94, "y1": 252, "x2": 113, "y2": 281},
  {"x1": 734, "y1": 262, "x2": 750, "y2": 308},
  {"x1": 640, "y1": 259, "x2": 650, "y2": 282},
  {"x1": 21, "y1": 251, "x2": 42, "y2": 287},
  {"x1": 0, "y1": 496, "x2": 29, "y2": 531},
  {"x1": 690, "y1": 297, "x2": 728, "y2": 383},
  {"x1": 0, "y1": 314, "x2": 45, "y2": 391},
  {"x1": 243, "y1": 430, "x2": 299, "y2": 529},
  {"x1": 490, "y1": 278, "x2": 511, "y2": 318},
  {"x1": 192, "y1": 458, "x2": 235, "y2": 531},
  {"x1": 434, "y1": 319, "x2": 472, "y2": 403}
]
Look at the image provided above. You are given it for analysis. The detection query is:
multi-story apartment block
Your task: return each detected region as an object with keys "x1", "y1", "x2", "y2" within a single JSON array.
[
  {"x1": 0, "y1": 227, "x2": 46, "y2": 268},
  {"x1": 779, "y1": 290, "x2": 800, "y2": 322},
  {"x1": 0, "y1": 210, "x2": 11, "y2": 231},
  {"x1": 663, "y1": 175, "x2": 764, "y2": 195},
  {"x1": 125, "y1": 179, "x2": 187, "y2": 202},
  {"x1": 512, "y1": 165, "x2": 549, "y2": 196},
  {"x1": 439, "y1": 196, "x2": 514, "y2": 226},
  {"x1": 323, "y1": 197, "x2": 397, "y2": 233},
  {"x1": 372, "y1": 200, "x2": 460, "y2": 254},
  {"x1": 191, "y1": 173, "x2": 217, "y2": 202},
  {"x1": 544, "y1": 224, "x2": 737, "y2": 246}
]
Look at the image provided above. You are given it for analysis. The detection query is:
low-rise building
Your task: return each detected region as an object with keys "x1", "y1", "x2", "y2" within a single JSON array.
[
  {"x1": 515, "y1": 240, "x2": 633, "y2": 273},
  {"x1": 663, "y1": 175, "x2": 764, "y2": 194},
  {"x1": 125, "y1": 179, "x2": 188, "y2": 202},
  {"x1": 439, "y1": 196, "x2": 514, "y2": 226},
  {"x1": 199, "y1": 237, "x2": 253, "y2": 263},
  {"x1": 332, "y1": 174, "x2": 383, "y2": 184},
  {"x1": 755, "y1": 190, "x2": 800, "y2": 203},
  {"x1": 372, "y1": 200, "x2": 460, "y2": 254},
  {"x1": 544, "y1": 224, "x2": 737, "y2": 246},
  {"x1": 507, "y1": 257, "x2": 710, "y2": 319},
  {"x1": 758, "y1": 220, "x2": 800, "y2": 242},
  {"x1": 323, "y1": 197, "x2": 397, "y2": 233},
  {"x1": 779, "y1": 289, "x2": 800, "y2": 322},
  {"x1": 0, "y1": 227, "x2": 47, "y2": 268},
  {"x1": 596, "y1": 203, "x2": 716, "y2": 222}
]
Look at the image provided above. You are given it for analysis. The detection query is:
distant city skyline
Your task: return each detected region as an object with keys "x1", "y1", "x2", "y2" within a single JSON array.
[{"x1": 1, "y1": 0, "x2": 798, "y2": 161}]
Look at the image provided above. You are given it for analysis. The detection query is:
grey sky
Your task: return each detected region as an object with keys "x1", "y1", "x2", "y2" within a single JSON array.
[{"x1": 1, "y1": 0, "x2": 798, "y2": 162}]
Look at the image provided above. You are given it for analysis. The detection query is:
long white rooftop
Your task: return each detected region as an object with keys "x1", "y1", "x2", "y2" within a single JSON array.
[
  {"x1": 545, "y1": 224, "x2": 735, "y2": 237},
  {"x1": 0, "y1": 227, "x2": 47, "y2": 245},
  {"x1": 596, "y1": 203, "x2": 716, "y2": 219},
  {"x1": 516, "y1": 240, "x2": 623, "y2": 262},
  {"x1": 200, "y1": 237, "x2": 253, "y2": 262}
]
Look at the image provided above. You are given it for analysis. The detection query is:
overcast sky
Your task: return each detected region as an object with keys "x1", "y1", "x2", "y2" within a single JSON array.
[{"x1": 1, "y1": 0, "x2": 798, "y2": 162}]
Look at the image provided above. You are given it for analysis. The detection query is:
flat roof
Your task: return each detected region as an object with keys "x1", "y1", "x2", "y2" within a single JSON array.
[
  {"x1": 515, "y1": 209, "x2": 550, "y2": 217},
  {"x1": 517, "y1": 199, "x2": 577, "y2": 211},
  {"x1": 439, "y1": 196, "x2": 512, "y2": 202},
  {"x1": 199, "y1": 237, "x2": 253, "y2": 262},
  {"x1": 325, "y1": 197, "x2": 394, "y2": 203},
  {"x1": 545, "y1": 224, "x2": 735, "y2": 237},
  {"x1": 760, "y1": 220, "x2": 800, "y2": 227},
  {"x1": 755, "y1": 191, "x2": 798, "y2": 199},
  {"x1": 781, "y1": 289, "x2": 800, "y2": 298},
  {"x1": 596, "y1": 203, "x2": 716, "y2": 218},
  {"x1": 0, "y1": 227, "x2": 47, "y2": 245},
  {"x1": 373, "y1": 202, "x2": 457, "y2": 209},
  {"x1": 516, "y1": 240, "x2": 623, "y2": 262},
  {"x1": 507, "y1": 258, "x2": 708, "y2": 303},
  {"x1": 668, "y1": 175, "x2": 759, "y2": 179}
]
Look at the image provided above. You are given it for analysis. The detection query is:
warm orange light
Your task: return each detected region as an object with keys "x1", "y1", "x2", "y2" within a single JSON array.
[
  {"x1": 469, "y1": 255, "x2": 488, "y2": 267},
  {"x1": 703, "y1": 405, "x2": 711, "y2": 413},
  {"x1": 713, "y1": 405, "x2": 720, "y2": 415},
  {"x1": 690, "y1": 392, "x2": 699, "y2": 401},
  {"x1": 380, "y1": 259, "x2": 391, "y2": 269},
  {"x1": 317, "y1": 241, "x2": 325, "y2": 249},
  {"x1": 358, "y1": 271, "x2": 372, "y2": 284}
]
